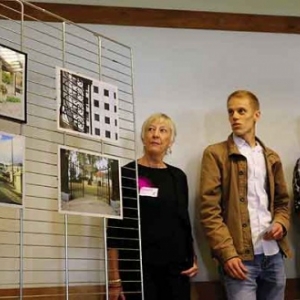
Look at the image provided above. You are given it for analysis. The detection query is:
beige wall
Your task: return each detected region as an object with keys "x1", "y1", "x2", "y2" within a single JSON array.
[
  {"x1": 1, "y1": 0, "x2": 300, "y2": 291},
  {"x1": 89, "y1": 24, "x2": 300, "y2": 281}
]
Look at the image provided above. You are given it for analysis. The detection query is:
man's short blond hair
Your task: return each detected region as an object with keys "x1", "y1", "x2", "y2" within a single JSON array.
[{"x1": 227, "y1": 90, "x2": 260, "y2": 110}]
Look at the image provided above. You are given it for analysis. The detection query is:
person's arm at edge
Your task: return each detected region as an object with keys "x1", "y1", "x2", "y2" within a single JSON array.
[{"x1": 292, "y1": 158, "x2": 300, "y2": 217}]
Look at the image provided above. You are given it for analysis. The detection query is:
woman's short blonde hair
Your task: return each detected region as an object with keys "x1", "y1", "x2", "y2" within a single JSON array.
[{"x1": 140, "y1": 113, "x2": 177, "y2": 143}]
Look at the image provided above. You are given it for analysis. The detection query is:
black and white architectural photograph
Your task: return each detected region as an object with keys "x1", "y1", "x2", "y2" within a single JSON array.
[
  {"x1": 0, "y1": 131, "x2": 25, "y2": 208},
  {"x1": 58, "y1": 145, "x2": 122, "y2": 218},
  {"x1": 57, "y1": 67, "x2": 119, "y2": 142}
]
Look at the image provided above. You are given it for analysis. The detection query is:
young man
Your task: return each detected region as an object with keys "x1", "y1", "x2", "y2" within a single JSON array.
[{"x1": 199, "y1": 90, "x2": 291, "y2": 300}]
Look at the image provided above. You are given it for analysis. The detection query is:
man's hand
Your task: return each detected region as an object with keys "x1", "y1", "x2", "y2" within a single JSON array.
[
  {"x1": 224, "y1": 257, "x2": 247, "y2": 280},
  {"x1": 263, "y1": 222, "x2": 284, "y2": 241}
]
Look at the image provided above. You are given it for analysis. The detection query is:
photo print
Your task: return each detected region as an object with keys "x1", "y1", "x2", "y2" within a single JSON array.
[
  {"x1": 0, "y1": 44, "x2": 27, "y2": 123},
  {"x1": 57, "y1": 67, "x2": 119, "y2": 142},
  {"x1": 58, "y1": 145, "x2": 122, "y2": 218},
  {"x1": 0, "y1": 131, "x2": 25, "y2": 208}
]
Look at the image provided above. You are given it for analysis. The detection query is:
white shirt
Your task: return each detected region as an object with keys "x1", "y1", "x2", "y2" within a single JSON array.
[{"x1": 233, "y1": 135, "x2": 279, "y2": 256}]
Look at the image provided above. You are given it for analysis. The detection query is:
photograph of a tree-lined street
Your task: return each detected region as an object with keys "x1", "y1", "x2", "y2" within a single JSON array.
[
  {"x1": 59, "y1": 146, "x2": 122, "y2": 218},
  {"x1": 0, "y1": 132, "x2": 24, "y2": 207},
  {"x1": 0, "y1": 44, "x2": 27, "y2": 123}
]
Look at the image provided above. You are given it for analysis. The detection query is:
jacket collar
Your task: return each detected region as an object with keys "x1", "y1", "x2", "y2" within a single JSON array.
[{"x1": 227, "y1": 133, "x2": 269, "y2": 156}]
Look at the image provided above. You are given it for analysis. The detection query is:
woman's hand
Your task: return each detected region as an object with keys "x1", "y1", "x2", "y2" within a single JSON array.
[
  {"x1": 109, "y1": 285, "x2": 125, "y2": 300},
  {"x1": 180, "y1": 258, "x2": 198, "y2": 278}
]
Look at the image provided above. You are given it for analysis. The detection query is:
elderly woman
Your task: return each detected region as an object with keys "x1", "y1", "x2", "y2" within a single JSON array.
[{"x1": 107, "y1": 113, "x2": 198, "y2": 300}]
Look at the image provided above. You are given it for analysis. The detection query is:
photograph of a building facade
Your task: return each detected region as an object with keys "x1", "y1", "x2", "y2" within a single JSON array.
[
  {"x1": 0, "y1": 132, "x2": 25, "y2": 207},
  {"x1": 58, "y1": 146, "x2": 122, "y2": 218},
  {"x1": 57, "y1": 67, "x2": 119, "y2": 143},
  {"x1": 0, "y1": 44, "x2": 27, "y2": 123}
]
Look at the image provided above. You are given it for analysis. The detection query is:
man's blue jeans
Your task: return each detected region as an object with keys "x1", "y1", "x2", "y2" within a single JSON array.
[{"x1": 221, "y1": 252, "x2": 286, "y2": 300}]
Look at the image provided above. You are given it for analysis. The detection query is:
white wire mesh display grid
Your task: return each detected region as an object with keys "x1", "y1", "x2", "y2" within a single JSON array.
[{"x1": 0, "y1": 1, "x2": 142, "y2": 299}]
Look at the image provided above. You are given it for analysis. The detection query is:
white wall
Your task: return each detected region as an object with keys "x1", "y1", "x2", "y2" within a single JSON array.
[
  {"x1": 85, "y1": 24, "x2": 300, "y2": 281},
  {"x1": 2, "y1": 14, "x2": 300, "y2": 285}
]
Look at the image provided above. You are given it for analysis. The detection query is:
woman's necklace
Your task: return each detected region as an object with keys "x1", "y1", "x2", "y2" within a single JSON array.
[{"x1": 139, "y1": 157, "x2": 166, "y2": 169}]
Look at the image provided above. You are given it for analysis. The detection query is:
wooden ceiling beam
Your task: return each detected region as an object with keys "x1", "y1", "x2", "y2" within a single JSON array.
[{"x1": 1, "y1": 2, "x2": 300, "y2": 34}]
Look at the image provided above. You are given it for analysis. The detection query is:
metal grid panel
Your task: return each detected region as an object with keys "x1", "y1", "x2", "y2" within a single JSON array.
[{"x1": 0, "y1": 1, "x2": 139, "y2": 299}]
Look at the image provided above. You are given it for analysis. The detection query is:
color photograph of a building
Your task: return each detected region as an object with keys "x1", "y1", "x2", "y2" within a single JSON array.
[
  {"x1": 0, "y1": 44, "x2": 26, "y2": 122},
  {"x1": 0, "y1": 132, "x2": 25, "y2": 207}
]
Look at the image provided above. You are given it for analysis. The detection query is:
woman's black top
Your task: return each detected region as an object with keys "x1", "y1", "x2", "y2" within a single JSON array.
[{"x1": 107, "y1": 161, "x2": 194, "y2": 294}]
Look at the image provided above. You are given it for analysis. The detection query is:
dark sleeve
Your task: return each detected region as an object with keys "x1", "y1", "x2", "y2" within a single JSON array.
[
  {"x1": 175, "y1": 168, "x2": 195, "y2": 264},
  {"x1": 293, "y1": 158, "x2": 300, "y2": 214},
  {"x1": 182, "y1": 172, "x2": 189, "y2": 209},
  {"x1": 107, "y1": 162, "x2": 139, "y2": 249}
]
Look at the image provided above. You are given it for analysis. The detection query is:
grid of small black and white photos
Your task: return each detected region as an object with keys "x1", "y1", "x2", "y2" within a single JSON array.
[{"x1": 57, "y1": 67, "x2": 119, "y2": 142}]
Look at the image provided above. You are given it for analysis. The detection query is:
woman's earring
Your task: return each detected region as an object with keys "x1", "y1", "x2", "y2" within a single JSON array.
[{"x1": 167, "y1": 147, "x2": 172, "y2": 155}]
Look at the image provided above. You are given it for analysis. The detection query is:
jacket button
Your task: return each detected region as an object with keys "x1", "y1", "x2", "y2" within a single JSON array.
[
  {"x1": 245, "y1": 249, "x2": 250, "y2": 254},
  {"x1": 240, "y1": 197, "x2": 245, "y2": 202},
  {"x1": 239, "y1": 170, "x2": 244, "y2": 175},
  {"x1": 242, "y1": 223, "x2": 247, "y2": 228}
]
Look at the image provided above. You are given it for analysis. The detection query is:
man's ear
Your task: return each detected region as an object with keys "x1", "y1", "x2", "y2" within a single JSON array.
[{"x1": 254, "y1": 110, "x2": 261, "y2": 122}]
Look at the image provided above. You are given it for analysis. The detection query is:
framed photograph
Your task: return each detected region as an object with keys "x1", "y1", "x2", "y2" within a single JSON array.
[
  {"x1": 0, "y1": 131, "x2": 25, "y2": 208},
  {"x1": 56, "y1": 67, "x2": 119, "y2": 143},
  {"x1": 0, "y1": 44, "x2": 27, "y2": 123},
  {"x1": 58, "y1": 145, "x2": 122, "y2": 219}
]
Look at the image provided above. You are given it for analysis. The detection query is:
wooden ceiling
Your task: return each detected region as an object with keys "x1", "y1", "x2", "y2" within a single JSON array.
[{"x1": 1, "y1": 2, "x2": 300, "y2": 34}]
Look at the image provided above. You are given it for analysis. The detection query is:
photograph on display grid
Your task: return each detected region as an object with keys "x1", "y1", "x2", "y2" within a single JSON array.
[
  {"x1": 0, "y1": 43, "x2": 27, "y2": 123},
  {"x1": 58, "y1": 145, "x2": 122, "y2": 219},
  {"x1": 56, "y1": 67, "x2": 119, "y2": 142},
  {"x1": 0, "y1": 131, "x2": 25, "y2": 208}
]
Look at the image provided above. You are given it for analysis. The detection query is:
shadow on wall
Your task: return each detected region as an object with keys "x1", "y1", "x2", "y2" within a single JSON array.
[
  {"x1": 192, "y1": 155, "x2": 219, "y2": 280},
  {"x1": 193, "y1": 108, "x2": 228, "y2": 282},
  {"x1": 193, "y1": 210, "x2": 219, "y2": 281},
  {"x1": 191, "y1": 156, "x2": 228, "y2": 300}
]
